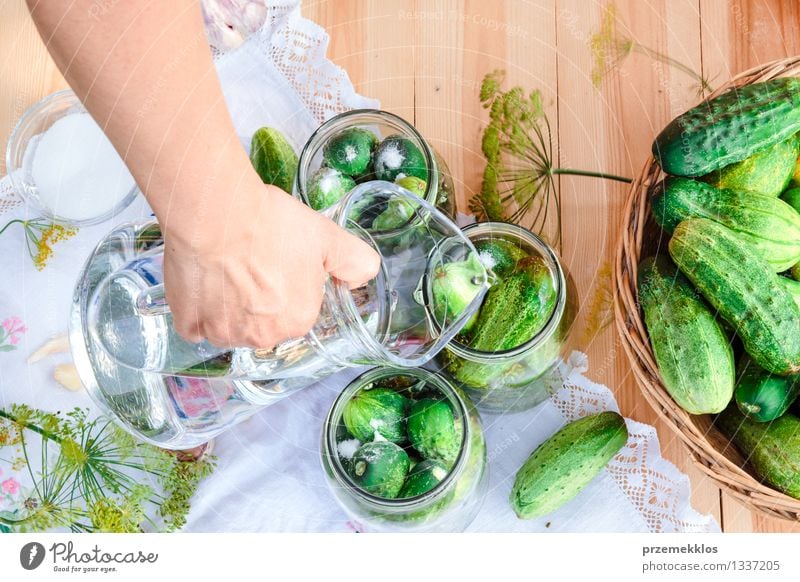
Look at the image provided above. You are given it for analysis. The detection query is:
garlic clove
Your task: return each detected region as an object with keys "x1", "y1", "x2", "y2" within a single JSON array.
[
  {"x1": 28, "y1": 334, "x2": 70, "y2": 364},
  {"x1": 54, "y1": 363, "x2": 82, "y2": 391}
]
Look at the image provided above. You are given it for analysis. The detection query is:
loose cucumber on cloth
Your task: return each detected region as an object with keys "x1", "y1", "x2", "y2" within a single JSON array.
[
  {"x1": 638, "y1": 256, "x2": 734, "y2": 414},
  {"x1": 510, "y1": 411, "x2": 628, "y2": 519},
  {"x1": 653, "y1": 78, "x2": 800, "y2": 176},
  {"x1": 651, "y1": 177, "x2": 800, "y2": 272},
  {"x1": 668, "y1": 219, "x2": 800, "y2": 376}
]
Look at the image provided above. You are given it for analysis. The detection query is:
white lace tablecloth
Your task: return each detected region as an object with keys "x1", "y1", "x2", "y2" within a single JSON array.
[{"x1": 0, "y1": 0, "x2": 718, "y2": 533}]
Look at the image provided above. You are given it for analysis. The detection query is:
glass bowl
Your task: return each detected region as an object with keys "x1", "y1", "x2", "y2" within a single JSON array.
[{"x1": 6, "y1": 89, "x2": 139, "y2": 226}]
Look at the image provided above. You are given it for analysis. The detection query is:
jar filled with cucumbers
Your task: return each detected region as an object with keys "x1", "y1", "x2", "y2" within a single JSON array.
[
  {"x1": 438, "y1": 222, "x2": 576, "y2": 413},
  {"x1": 321, "y1": 367, "x2": 487, "y2": 532},
  {"x1": 294, "y1": 109, "x2": 455, "y2": 223}
]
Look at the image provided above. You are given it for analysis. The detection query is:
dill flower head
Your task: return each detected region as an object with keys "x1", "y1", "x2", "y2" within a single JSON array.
[{"x1": 590, "y1": 4, "x2": 635, "y2": 88}]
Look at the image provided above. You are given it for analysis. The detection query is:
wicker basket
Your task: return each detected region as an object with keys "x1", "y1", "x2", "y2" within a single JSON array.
[{"x1": 614, "y1": 56, "x2": 800, "y2": 521}]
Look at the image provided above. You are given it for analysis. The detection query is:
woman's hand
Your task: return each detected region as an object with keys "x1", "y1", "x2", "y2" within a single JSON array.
[
  {"x1": 162, "y1": 181, "x2": 379, "y2": 349},
  {"x1": 25, "y1": 0, "x2": 379, "y2": 349}
]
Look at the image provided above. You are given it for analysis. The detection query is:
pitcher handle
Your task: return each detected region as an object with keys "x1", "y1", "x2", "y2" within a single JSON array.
[{"x1": 136, "y1": 283, "x2": 171, "y2": 316}]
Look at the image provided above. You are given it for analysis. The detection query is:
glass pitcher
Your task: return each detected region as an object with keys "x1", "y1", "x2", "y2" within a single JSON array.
[{"x1": 69, "y1": 182, "x2": 489, "y2": 449}]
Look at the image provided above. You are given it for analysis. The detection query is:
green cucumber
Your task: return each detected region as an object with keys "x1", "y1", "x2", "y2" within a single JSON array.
[
  {"x1": 669, "y1": 218, "x2": 800, "y2": 375},
  {"x1": 475, "y1": 238, "x2": 528, "y2": 279},
  {"x1": 306, "y1": 167, "x2": 356, "y2": 210},
  {"x1": 638, "y1": 256, "x2": 734, "y2": 414},
  {"x1": 373, "y1": 135, "x2": 428, "y2": 182},
  {"x1": 781, "y1": 186, "x2": 800, "y2": 213},
  {"x1": 469, "y1": 256, "x2": 557, "y2": 352},
  {"x1": 349, "y1": 441, "x2": 410, "y2": 498},
  {"x1": 249, "y1": 127, "x2": 298, "y2": 191},
  {"x1": 394, "y1": 175, "x2": 427, "y2": 197},
  {"x1": 653, "y1": 78, "x2": 800, "y2": 176},
  {"x1": 716, "y1": 406, "x2": 800, "y2": 499},
  {"x1": 701, "y1": 135, "x2": 799, "y2": 197},
  {"x1": 343, "y1": 387, "x2": 408, "y2": 443},
  {"x1": 510, "y1": 411, "x2": 628, "y2": 519},
  {"x1": 430, "y1": 252, "x2": 486, "y2": 334},
  {"x1": 651, "y1": 177, "x2": 800, "y2": 272},
  {"x1": 398, "y1": 459, "x2": 449, "y2": 498},
  {"x1": 407, "y1": 399, "x2": 460, "y2": 465},
  {"x1": 779, "y1": 276, "x2": 800, "y2": 310},
  {"x1": 322, "y1": 127, "x2": 377, "y2": 176},
  {"x1": 735, "y1": 356, "x2": 800, "y2": 422}
]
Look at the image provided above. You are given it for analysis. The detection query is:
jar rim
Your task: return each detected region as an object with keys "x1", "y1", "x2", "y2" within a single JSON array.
[
  {"x1": 294, "y1": 108, "x2": 439, "y2": 209},
  {"x1": 447, "y1": 221, "x2": 567, "y2": 361},
  {"x1": 322, "y1": 366, "x2": 471, "y2": 510},
  {"x1": 326, "y1": 181, "x2": 488, "y2": 368}
]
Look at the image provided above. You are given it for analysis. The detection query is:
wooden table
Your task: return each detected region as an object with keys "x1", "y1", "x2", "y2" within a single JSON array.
[{"x1": 1, "y1": 0, "x2": 799, "y2": 532}]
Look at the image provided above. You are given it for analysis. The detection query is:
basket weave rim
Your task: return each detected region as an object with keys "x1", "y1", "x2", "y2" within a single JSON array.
[{"x1": 613, "y1": 55, "x2": 800, "y2": 522}]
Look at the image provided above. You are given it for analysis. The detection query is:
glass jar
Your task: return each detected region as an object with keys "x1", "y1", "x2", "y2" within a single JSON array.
[
  {"x1": 438, "y1": 222, "x2": 577, "y2": 413},
  {"x1": 70, "y1": 183, "x2": 489, "y2": 449},
  {"x1": 6, "y1": 89, "x2": 139, "y2": 226},
  {"x1": 294, "y1": 109, "x2": 455, "y2": 218},
  {"x1": 321, "y1": 367, "x2": 487, "y2": 532}
]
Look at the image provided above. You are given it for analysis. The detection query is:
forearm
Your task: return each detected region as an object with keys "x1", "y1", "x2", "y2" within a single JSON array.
[{"x1": 25, "y1": 0, "x2": 258, "y2": 235}]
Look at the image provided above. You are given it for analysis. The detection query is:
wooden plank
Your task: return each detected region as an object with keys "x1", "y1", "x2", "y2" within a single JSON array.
[
  {"x1": 302, "y1": 0, "x2": 416, "y2": 119},
  {"x1": 0, "y1": 0, "x2": 66, "y2": 174},
  {"x1": 700, "y1": 0, "x2": 800, "y2": 81}
]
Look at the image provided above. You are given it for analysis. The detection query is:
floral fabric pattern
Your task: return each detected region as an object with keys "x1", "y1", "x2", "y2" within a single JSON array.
[{"x1": 0, "y1": 316, "x2": 26, "y2": 352}]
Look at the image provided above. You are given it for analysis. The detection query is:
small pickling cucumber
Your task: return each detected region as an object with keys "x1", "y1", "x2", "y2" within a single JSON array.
[
  {"x1": 638, "y1": 256, "x2": 734, "y2": 414},
  {"x1": 430, "y1": 252, "x2": 486, "y2": 334},
  {"x1": 701, "y1": 135, "x2": 799, "y2": 197},
  {"x1": 651, "y1": 177, "x2": 800, "y2": 272},
  {"x1": 398, "y1": 459, "x2": 449, "y2": 498},
  {"x1": 306, "y1": 167, "x2": 356, "y2": 210},
  {"x1": 510, "y1": 411, "x2": 628, "y2": 519},
  {"x1": 653, "y1": 78, "x2": 800, "y2": 176},
  {"x1": 373, "y1": 135, "x2": 428, "y2": 182},
  {"x1": 669, "y1": 219, "x2": 800, "y2": 375},
  {"x1": 249, "y1": 127, "x2": 298, "y2": 192},
  {"x1": 406, "y1": 399, "x2": 460, "y2": 465},
  {"x1": 475, "y1": 238, "x2": 528, "y2": 279},
  {"x1": 349, "y1": 441, "x2": 410, "y2": 498},
  {"x1": 322, "y1": 127, "x2": 377, "y2": 176},
  {"x1": 735, "y1": 355, "x2": 800, "y2": 423},
  {"x1": 342, "y1": 387, "x2": 408, "y2": 443},
  {"x1": 716, "y1": 406, "x2": 800, "y2": 499},
  {"x1": 469, "y1": 256, "x2": 557, "y2": 352}
]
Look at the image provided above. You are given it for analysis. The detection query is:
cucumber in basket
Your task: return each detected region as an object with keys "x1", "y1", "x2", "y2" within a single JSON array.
[
  {"x1": 716, "y1": 406, "x2": 800, "y2": 499},
  {"x1": 669, "y1": 218, "x2": 800, "y2": 376},
  {"x1": 652, "y1": 78, "x2": 800, "y2": 177},
  {"x1": 700, "y1": 135, "x2": 799, "y2": 197},
  {"x1": 638, "y1": 256, "x2": 734, "y2": 414},
  {"x1": 735, "y1": 355, "x2": 800, "y2": 423},
  {"x1": 651, "y1": 177, "x2": 800, "y2": 272}
]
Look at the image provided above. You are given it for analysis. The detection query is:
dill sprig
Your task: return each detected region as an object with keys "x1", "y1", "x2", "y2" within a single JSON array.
[
  {"x1": 472, "y1": 70, "x2": 631, "y2": 247},
  {"x1": 0, "y1": 218, "x2": 77, "y2": 271},
  {"x1": 590, "y1": 4, "x2": 714, "y2": 97},
  {"x1": 0, "y1": 405, "x2": 214, "y2": 532}
]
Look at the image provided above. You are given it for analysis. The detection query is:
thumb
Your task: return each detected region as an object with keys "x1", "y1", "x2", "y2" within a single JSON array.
[{"x1": 323, "y1": 223, "x2": 381, "y2": 288}]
